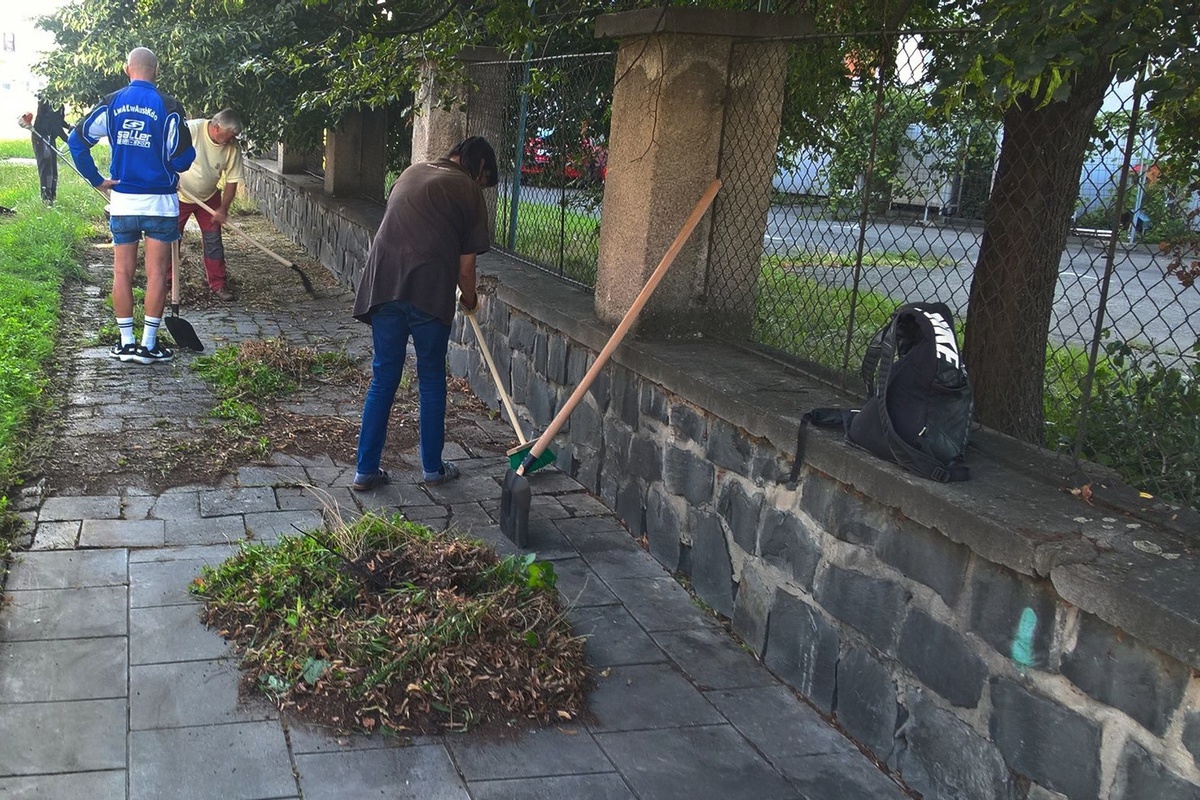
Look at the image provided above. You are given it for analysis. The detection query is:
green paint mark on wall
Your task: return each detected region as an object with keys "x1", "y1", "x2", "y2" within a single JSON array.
[{"x1": 1011, "y1": 606, "x2": 1037, "y2": 667}]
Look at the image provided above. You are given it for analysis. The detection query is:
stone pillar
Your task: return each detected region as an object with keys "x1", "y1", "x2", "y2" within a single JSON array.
[
  {"x1": 277, "y1": 142, "x2": 307, "y2": 174},
  {"x1": 323, "y1": 108, "x2": 388, "y2": 200},
  {"x1": 593, "y1": 9, "x2": 812, "y2": 336},
  {"x1": 412, "y1": 47, "x2": 502, "y2": 164}
]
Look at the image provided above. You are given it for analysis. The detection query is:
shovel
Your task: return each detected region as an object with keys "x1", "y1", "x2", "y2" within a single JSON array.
[
  {"x1": 165, "y1": 239, "x2": 204, "y2": 351},
  {"x1": 500, "y1": 178, "x2": 722, "y2": 546},
  {"x1": 178, "y1": 190, "x2": 318, "y2": 297},
  {"x1": 464, "y1": 307, "x2": 555, "y2": 474}
]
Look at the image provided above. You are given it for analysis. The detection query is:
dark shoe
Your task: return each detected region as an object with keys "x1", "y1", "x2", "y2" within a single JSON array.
[
  {"x1": 128, "y1": 343, "x2": 174, "y2": 365},
  {"x1": 351, "y1": 469, "x2": 390, "y2": 492},
  {"x1": 213, "y1": 287, "x2": 235, "y2": 301},
  {"x1": 424, "y1": 462, "x2": 461, "y2": 487},
  {"x1": 109, "y1": 342, "x2": 139, "y2": 361}
]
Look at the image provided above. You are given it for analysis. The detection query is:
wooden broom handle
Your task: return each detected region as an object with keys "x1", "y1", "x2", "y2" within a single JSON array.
[
  {"x1": 466, "y1": 310, "x2": 527, "y2": 444},
  {"x1": 179, "y1": 189, "x2": 294, "y2": 269},
  {"x1": 519, "y1": 178, "x2": 721, "y2": 474}
]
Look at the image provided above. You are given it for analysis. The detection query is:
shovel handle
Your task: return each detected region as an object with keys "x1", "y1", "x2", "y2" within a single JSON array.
[
  {"x1": 466, "y1": 309, "x2": 527, "y2": 445},
  {"x1": 179, "y1": 189, "x2": 294, "y2": 270},
  {"x1": 518, "y1": 178, "x2": 722, "y2": 474},
  {"x1": 171, "y1": 239, "x2": 181, "y2": 309}
]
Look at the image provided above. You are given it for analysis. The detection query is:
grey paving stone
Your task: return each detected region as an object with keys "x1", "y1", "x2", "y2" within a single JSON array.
[
  {"x1": 652, "y1": 627, "x2": 777, "y2": 691},
  {"x1": 30, "y1": 520, "x2": 79, "y2": 550},
  {"x1": 557, "y1": 492, "x2": 613, "y2": 517},
  {"x1": 122, "y1": 494, "x2": 156, "y2": 520},
  {"x1": 236, "y1": 464, "x2": 308, "y2": 486},
  {"x1": 38, "y1": 495, "x2": 121, "y2": 522},
  {"x1": 0, "y1": 637, "x2": 126, "y2": 702},
  {"x1": 0, "y1": 585, "x2": 126, "y2": 640},
  {"x1": 165, "y1": 515, "x2": 247, "y2": 546},
  {"x1": 285, "y1": 719, "x2": 434, "y2": 754},
  {"x1": 554, "y1": 557, "x2": 619, "y2": 608},
  {"x1": 784, "y1": 749, "x2": 911, "y2": 800},
  {"x1": 130, "y1": 604, "x2": 231, "y2": 665},
  {"x1": 275, "y1": 485, "x2": 347, "y2": 511},
  {"x1": 568, "y1": 605, "x2": 666, "y2": 667},
  {"x1": 705, "y1": 685, "x2": 848, "y2": 760},
  {"x1": 129, "y1": 721, "x2": 296, "y2": 800},
  {"x1": 6, "y1": 549, "x2": 127, "y2": 590},
  {"x1": 0, "y1": 698, "x2": 126, "y2": 776},
  {"x1": 423, "y1": 475, "x2": 499, "y2": 505},
  {"x1": 588, "y1": 663, "x2": 725, "y2": 733},
  {"x1": 605, "y1": 577, "x2": 709, "y2": 633},
  {"x1": 294, "y1": 745, "x2": 470, "y2": 800},
  {"x1": 580, "y1": 543, "x2": 672, "y2": 582},
  {"x1": 447, "y1": 725, "x2": 612, "y2": 780},
  {"x1": 80, "y1": 519, "x2": 166, "y2": 548},
  {"x1": 130, "y1": 658, "x2": 276, "y2": 729},
  {"x1": 461, "y1": 524, "x2": 523, "y2": 558},
  {"x1": 149, "y1": 491, "x2": 201, "y2": 520},
  {"x1": 128, "y1": 543, "x2": 240, "y2": 564},
  {"x1": 468, "y1": 773, "x2": 635, "y2": 800},
  {"x1": 244, "y1": 509, "x2": 324, "y2": 542},
  {"x1": 399, "y1": 506, "x2": 451, "y2": 529},
  {"x1": 446, "y1": 501, "x2": 499, "y2": 536},
  {"x1": 199, "y1": 486, "x2": 278, "y2": 517},
  {"x1": 0, "y1": 770, "x2": 127, "y2": 799},
  {"x1": 129, "y1": 559, "x2": 209, "y2": 607},
  {"x1": 595, "y1": 724, "x2": 798, "y2": 800},
  {"x1": 516, "y1": 515, "x2": 580, "y2": 560},
  {"x1": 305, "y1": 464, "x2": 356, "y2": 489}
]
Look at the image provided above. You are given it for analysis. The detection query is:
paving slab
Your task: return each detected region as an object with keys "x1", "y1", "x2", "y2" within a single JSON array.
[
  {"x1": 149, "y1": 491, "x2": 202, "y2": 520},
  {"x1": 0, "y1": 585, "x2": 126, "y2": 640},
  {"x1": 652, "y1": 627, "x2": 777, "y2": 691},
  {"x1": 568, "y1": 605, "x2": 667, "y2": 668},
  {"x1": 198, "y1": 486, "x2": 278, "y2": 517},
  {"x1": 243, "y1": 508, "x2": 324, "y2": 542},
  {"x1": 130, "y1": 658, "x2": 276, "y2": 729},
  {"x1": 235, "y1": 465, "x2": 308, "y2": 487},
  {"x1": 587, "y1": 663, "x2": 725, "y2": 733},
  {"x1": 129, "y1": 721, "x2": 295, "y2": 800},
  {"x1": 129, "y1": 604, "x2": 232, "y2": 665},
  {"x1": 554, "y1": 557, "x2": 620, "y2": 608},
  {"x1": 79, "y1": 519, "x2": 166, "y2": 548},
  {"x1": 128, "y1": 543, "x2": 240, "y2": 564},
  {"x1": 0, "y1": 770, "x2": 127, "y2": 799},
  {"x1": 0, "y1": 698, "x2": 127, "y2": 776},
  {"x1": 29, "y1": 520, "x2": 79, "y2": 550},
  {"x1": 129, "y1": 559, "x2": 209, "y2": 608},
  {"x1": 5, "y1": 549, "x2": 127, "y2": 590},
  {"x1": 37, "y1": 495, "x2": 121, "y2": 522},
  {"x1": 605, "y1": 577, "x2": 710, "y2": 633},
  {"x1": 0, "y1": 638, "x2": 126, "y2": 702},
  {"x1": 294, "y1": 745, "x2": 470, "y2": 800},
  {"x1": 164, "y1": 515, "x2": 247, "y2": 546},
  {"x1": 446, "y1": 725, "x2": 613, "y2": 780},
  {"x1": 285, "y1": 719, "x2": 436, "y2": 754},
  {"x1": 595, "y1": 724, "x2": 800, "y2": 800},
  {"x1": 468, "y1": 773, "x2": 636, "y2": 800}
]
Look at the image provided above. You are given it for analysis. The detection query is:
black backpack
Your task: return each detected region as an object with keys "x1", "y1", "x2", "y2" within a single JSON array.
[{"x1": 788, "y1": 302, "x2": 973, "y2": 483}]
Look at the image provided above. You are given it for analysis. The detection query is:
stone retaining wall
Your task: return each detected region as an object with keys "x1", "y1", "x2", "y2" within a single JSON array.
[{"x1": 245, "y1": 159, "x2": 1200, "y2": 800}]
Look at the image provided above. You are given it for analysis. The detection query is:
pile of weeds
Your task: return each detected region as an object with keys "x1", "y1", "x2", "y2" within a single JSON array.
[{"x1": 190, "y1": 511, "x2": 588, "y2": 734}]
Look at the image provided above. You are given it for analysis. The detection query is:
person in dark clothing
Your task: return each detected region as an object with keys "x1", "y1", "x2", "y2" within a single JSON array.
[
  {"x1": 350, "y1": 136, "x2": 498, "y2": 491},
  {"x1": 30, "y1": 97, "x2": 71, "y2": 204}
]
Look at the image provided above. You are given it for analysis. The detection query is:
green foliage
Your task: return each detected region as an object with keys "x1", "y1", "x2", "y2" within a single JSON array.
[{"x1": 1046, "y1": 336, "x2": 1200, "y2": 510}]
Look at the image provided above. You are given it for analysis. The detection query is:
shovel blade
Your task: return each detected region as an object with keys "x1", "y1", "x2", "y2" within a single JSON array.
[
  {"x1": 165, "y1": 313, "x2": 204, "y2": 352},
  {"x1": 500, "y1": 468, "x2": 531, "y2": 547}
]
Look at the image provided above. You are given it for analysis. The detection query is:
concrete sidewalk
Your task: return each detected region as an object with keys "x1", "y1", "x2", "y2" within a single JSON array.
[{"x1": 0, "y1": 255, "x2": 909, "y2": 799}]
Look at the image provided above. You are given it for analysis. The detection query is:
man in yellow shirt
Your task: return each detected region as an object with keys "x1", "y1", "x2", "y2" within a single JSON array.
[{"x1": 177, "y1": 109, "x2": 244, "y2": 301}]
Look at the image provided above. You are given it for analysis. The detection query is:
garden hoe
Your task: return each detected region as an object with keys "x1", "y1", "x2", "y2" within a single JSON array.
[
  {"x1": 499, "y1": 178, "x2": 722, "y2": 546},
  {"x1": 178, "y1": 190, "x2": 318, "y2": 297},
  {"x1": 464, "y1": 307, "x2": 555, "y2": 474}
]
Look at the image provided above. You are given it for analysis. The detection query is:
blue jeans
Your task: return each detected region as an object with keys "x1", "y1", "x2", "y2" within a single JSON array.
[
  {"x1": 356, "y1": 300, "x2": 451, "y2": 478},
  {"x1": 110, "y1": 215, "x2": 180, "y2": 245}
]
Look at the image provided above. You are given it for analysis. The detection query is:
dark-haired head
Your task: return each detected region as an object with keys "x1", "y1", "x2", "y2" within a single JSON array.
[{"x1": 448, "y1": 136, "x2": 498, "y2": 188}]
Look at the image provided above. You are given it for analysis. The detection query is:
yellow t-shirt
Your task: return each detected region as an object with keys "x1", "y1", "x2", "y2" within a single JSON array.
[{"x1": 177, "y1": 118, "x2": 244, "y2": 201}]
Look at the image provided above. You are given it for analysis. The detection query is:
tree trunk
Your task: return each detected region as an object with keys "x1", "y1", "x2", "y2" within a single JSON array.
[{"x1": 963, "y1": 66, "x2": 1111, "y2": 443}]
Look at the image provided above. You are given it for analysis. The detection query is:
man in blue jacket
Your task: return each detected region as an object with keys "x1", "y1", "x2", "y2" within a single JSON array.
[{"x1": 69, "y1": 47, "x2": 195, "y2": 364}]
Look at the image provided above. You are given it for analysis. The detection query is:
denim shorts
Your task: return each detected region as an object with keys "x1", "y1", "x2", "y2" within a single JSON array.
[{"x1": 110, "y1": 215, "x2": 180, "y2": 245}]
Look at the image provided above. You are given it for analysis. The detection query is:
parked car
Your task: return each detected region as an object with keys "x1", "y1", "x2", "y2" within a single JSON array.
[{"x1": 521, "y1": 134, "x2": 607, "y2": 186}]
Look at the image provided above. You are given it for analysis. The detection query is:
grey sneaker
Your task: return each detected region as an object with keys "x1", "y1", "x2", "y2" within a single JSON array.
[
  {"x1": 128, "y1": 343, "x2": 174, "y2": 365},
  {"x1": 424, "y1": 462, "x2": 461, "y2": 487}
]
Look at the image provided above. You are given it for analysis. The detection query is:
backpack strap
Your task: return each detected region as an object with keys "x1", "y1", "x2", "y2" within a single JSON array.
[
  {"x1": 874, "y1": 314, "x2": 969, "y2": 482},
  {"x1": 787, "y1": 408, "x2": 857, "y2": 485}
]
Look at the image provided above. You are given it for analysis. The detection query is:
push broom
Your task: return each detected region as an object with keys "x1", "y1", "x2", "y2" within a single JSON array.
[{"x1": 500, "y1": 178, "x2": 722, "y2": 546}]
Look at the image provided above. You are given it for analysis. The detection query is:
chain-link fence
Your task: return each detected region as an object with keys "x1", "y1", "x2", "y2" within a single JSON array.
[
  {"x1": 711, "y1": 32, "x2": 1200, "y2": 509},
  {"x1": 466, "y1": 53, "x2": 615, "y2": 288}
]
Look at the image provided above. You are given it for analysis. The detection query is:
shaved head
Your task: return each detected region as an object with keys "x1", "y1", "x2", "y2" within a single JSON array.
[{"x1": 125, "y1": 47, "x2": 158, "y2": 81}]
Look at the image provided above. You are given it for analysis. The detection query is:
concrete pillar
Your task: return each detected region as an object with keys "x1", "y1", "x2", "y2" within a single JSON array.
[
  {"x1": 323, "y1": 108, "x2": 388, "y2": 201},
  {"x1": 413, "y1": 47, "x2": 503, "y2": 165},
  {"x1": 277, "y1": 142, "x2": 307, "y2": 174},
  {"x1": 593, "y1": 8, "x2": 812, "y2": 336}
]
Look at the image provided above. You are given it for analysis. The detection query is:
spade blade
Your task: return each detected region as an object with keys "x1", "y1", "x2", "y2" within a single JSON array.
[
  {"x1": 165, "y1": 311, "x2": 204, "y2": 352},
  {"x1": 499, "y1": 468, "x2": 531, "y2": 547}
]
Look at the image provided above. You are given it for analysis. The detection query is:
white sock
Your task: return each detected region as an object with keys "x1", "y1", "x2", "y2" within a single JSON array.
[
  {"x1": 141, "y1": 316, "x2": 161, "y2": 350},
  {"x1": 117, "y1": 317, "x2": 135, "y2": 346}
]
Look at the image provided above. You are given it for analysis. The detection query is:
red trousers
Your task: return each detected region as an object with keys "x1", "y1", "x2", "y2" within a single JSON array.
[{"x1": 177, "y1": 193, "x2": 228, "y2": 291}]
